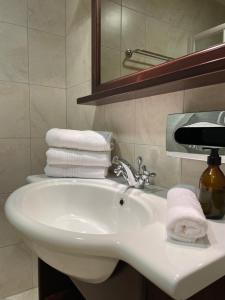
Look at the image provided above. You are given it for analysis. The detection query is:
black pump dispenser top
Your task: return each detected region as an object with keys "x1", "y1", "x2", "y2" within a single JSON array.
[{"x1": 203, "y1": 147, "x2": 221, "y2": 165}]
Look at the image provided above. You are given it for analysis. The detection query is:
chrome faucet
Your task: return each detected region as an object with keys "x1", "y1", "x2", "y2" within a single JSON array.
[{"x1": 112, "y1": 156, "x2": 156, "y2": 189}]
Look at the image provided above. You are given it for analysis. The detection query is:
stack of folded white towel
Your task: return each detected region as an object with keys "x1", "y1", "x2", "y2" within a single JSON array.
[
  {"x1": 44, "y1": 128, "x2": 112, "y2": 179},
  {"x1": 166, "y1": 186, "x2": 208, "y2": 243}
]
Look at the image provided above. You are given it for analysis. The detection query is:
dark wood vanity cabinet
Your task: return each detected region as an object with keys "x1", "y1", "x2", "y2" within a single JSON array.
[{"x1": 38, "y1": 259, "x2": 225, "y2": 300}]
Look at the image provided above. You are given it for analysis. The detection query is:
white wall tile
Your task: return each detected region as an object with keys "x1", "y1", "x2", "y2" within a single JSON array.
[
  {"x1": 101, "y1": 47, "x2": 121, "y2": 83},
  {"x1": 0, "y1": 23, "x2": 28, "y2": 82},
  {"x1": 105, "y1": 99, "x2": 136, "y2": 143},
  {"x1": 122, "y1": 0, "x2": 147, "y2": 14},
  {"x1": 0, "y1": 82, "x2": 29, "y2": 138},
  {"x1": 66, "y1": 16, "x2": 91, "y2": 87},
  {"x1": 146, "y1": 17, "x2": 189, "y2": 59},
  {"x1": 184, "y1": 83, "x2": 225, "y2": 113},
  {"x1": 0, "y1": 0, "x2": 27, "y2": 26},
  {"x1": 0, "y1": 139, "x2": 30, "y2": 193},
  {"x1": 0, "y1": 194, "x2": 21, "y2": 247},
  {"x1": 121, "y1": 7, "x2": 145, "y2": 51},
  {"x1": 30, "y1": 85, "x2": 66, "y2": 137},
  {"x1": 28, "y1": 0, "x2": 66, "y2": 36},
  {"x1": 67, "y1": 82, "x2": 105, "y2": 130},
  {"x1": 0, "y1": 244, "x2": 33, "y2": 298},
  {"x1": 135, "y1": 92, "x2": 184, "y2": 146},
  {"x1": 66, "y1": 0, "x2": 91, "y2": 35},
  {"x1": 31, "y1": 139, "x2": 48, "y2": 175},
  {"x1": 101, "y1": 0, "x2": 121, "y2": 50},
  {"x1": 5, "y1": 288, "x2": 38, "y2": 300},
  {"x1": 29, "y1": 29, "x2": 65, "y2": 88},
  {"x1": 112, "y1": 142, "x2": 135, "y2": 165}
]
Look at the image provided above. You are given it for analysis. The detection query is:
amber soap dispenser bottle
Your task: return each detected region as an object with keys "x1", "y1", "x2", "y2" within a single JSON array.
[{"x1": 199, "y1": 148, "x2": 225, "y2": 219}]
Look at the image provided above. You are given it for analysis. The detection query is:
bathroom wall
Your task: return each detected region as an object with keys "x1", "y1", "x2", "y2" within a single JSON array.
[
  {"x1": 67, "y1": 0, "x2": 225, "y2": 189},
  {"x1": 0, "y1": 0, "x2": 224, "y2": 296},
  {"x1": 0, "y1": 0, "x2": 66, "y2": 297}
]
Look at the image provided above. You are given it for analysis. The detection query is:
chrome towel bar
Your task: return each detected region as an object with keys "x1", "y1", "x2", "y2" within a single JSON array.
[{"x1": 125, "y1": 49, "x2": 174, "y2": 61}]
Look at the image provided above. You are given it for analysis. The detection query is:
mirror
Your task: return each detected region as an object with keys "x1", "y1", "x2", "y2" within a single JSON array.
[{"x1": 100, "y1": 0, "x2": 225, "y2": 84}]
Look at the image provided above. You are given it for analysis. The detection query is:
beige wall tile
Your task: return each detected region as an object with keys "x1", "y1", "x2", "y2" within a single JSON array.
[
  {"x1": 66, "y1": 0, "x2": 91, "y2": 36},
  {"x1": 0, "y1": 0, "x2": 27, "y2": 26},
  {"x1": 28, "y1": 0, "x2": 66, "y2": 36},
  {"x1": 121, "y1": 7, "x2": 145, "y2": 51},
  {"x1": 181, "y1": 158, "x2": 225, "y2": 187},
  {"x1": 66, "y1": 16, "x2": 91, "y2": 87},
  {"x1": 122, "y1": 0, "x2": 147, "y2": 14},
  {"x1": 0, "y1": 23, "x2": 28, "y2": 82},
  {"x1": 101, "y1": 47, "x2": 121, "y2": 83},
  {"x1": 111, "y1": 0, "x2": 121, "y2": 4},
  {"x1": 30, "y1": 85, "x2": 66, "y2": 137},
  {"x1": 135, "y1": 144, "x2": 181, "y2": 188},
  {"x1": 67, "y1": 82, "x2": 105, "y2": 130},
  {"x1": 105, "y1": 99, "x2": 136, "y2": 143},
  {"x1": 29, "y1": 29, "x2": 65, "y2": 88},
  {"x1": 147, "y1": 0, "x2": 225, "y2": 34},
  {"x1": 181, "y1": 159, "x2": 205, "y2": 187},
  {"x1": 146, "y1": 17, "x2": 189, "y2": 58},
  {"x1": 184, "y1": 83, "x2": 225, "y2": 113},
  {"x1": 31, "y1": 139, "x2": 48, "y2": 175},
  {"x1": 0, "y1": 194, "x2": 20, "y2": 247},
  {"x1": 5, "y1": 288, "x2": 38, "y2": 300},
  {"x1": 101, "y1": 0, "x2": 121, "y2": 50},
  {"x1": 0, "y1": 244, "x2": 33, "y2": 298},
  {"x1": 145, "y1": 0, "x2": 206, "y2": 33},
  {"x1": 0, "y1": 82, "x2": 29, "y2": 138},
  {"x1": 135, "y1": 92, "x2": 184, "y2": 146},
  {"x1": 112, "y1": 142, "x2": 135, "y2": 165},
  {"x1": 0, "y1": 139, "x2": 30, "y2": 193}
]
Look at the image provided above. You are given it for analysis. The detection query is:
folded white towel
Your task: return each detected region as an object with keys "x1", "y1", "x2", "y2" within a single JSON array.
[
  {"x1": 46, "y1": 129, "x2": 112, "y2": 152},
  {"x1": 44, "y1": 165, "x2": 108, "y2": 179},
  {"x1": 46, "y1": 148, "x2": 111, "y2": 167},
  {"x1": 167, "y1": 187, "x2": 208, "y2": 243}
]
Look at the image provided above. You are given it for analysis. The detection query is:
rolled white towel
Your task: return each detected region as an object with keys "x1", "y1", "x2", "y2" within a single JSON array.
[
  {"x1": 46, "y1": 128, "x2": 112, "y2": 152},
  {"x1": 167, "y1": 187, "x2": 208, "y2": 243},
  {"x1": 46, "y1": 148, "x2": 111, "y2": 167},
  {"x1": 44, "y1": 165, "x2": 108, "y2": 179}
]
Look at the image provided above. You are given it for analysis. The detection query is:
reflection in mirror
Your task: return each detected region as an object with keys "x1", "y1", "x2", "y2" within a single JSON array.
[{"x1": 101, "y1": 0, "x2": 225, "y2": 83}]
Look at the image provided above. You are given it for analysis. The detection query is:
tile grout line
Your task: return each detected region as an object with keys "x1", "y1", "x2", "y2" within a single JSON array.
[
  {"x1": 0, "y1": 21, "x2": 65, "y2": 38},
  {"x1": 0, "y1": 79, "x2": 66, "y2": 90},
  {"x1": 4, "y1": 287, "x2": 38, "y2": 300}
]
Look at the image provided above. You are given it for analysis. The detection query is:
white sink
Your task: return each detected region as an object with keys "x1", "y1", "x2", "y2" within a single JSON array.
[
  {"x1": 7, "y1": 178, "x2": 225, "y2": 300},
  {"x1": 4, "y1": 179, "x2": 155, "y2": 283}
]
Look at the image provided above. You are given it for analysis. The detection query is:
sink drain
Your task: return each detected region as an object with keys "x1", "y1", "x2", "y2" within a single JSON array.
[{"x1": 119, "y1": 199, "x2": 125, "y2": 206}]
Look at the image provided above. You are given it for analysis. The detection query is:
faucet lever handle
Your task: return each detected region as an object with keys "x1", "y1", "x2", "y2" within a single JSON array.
[
  {"x1": 137, "y1": 156, "x2": 143, "y2": 173},
  {"x1": 142, "y1": 164, "x2": 147, "y2": 173},
  {"x1": 112, "y1": 155, "x2": 119, "y2": 165}
]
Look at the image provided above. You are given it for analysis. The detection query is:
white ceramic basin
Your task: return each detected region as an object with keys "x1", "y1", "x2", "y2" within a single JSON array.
[
  {"x1": 7, "y1": 178, "x2": 225, "y2": 300},
  {"x1": 5, "y1": 179, "x2": 155, "y2": 283}
]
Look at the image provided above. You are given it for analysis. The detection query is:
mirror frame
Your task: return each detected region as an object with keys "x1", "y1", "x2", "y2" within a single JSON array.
[{"x1": 78, "y1": 0, "x2": 225, "y2": 105}]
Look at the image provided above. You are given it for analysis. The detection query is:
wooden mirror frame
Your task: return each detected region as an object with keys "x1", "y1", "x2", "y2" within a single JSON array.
[{"x1": 77, "y1": 0, "x2": 225, "y2": 105}]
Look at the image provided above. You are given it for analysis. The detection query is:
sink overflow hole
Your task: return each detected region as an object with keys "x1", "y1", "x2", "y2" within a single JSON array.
[{"x1": 119, "y1": 199, "x2": 125, "y2": 206}]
